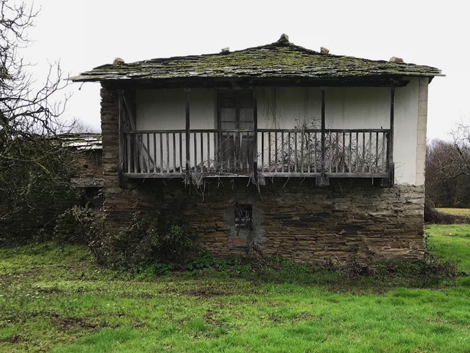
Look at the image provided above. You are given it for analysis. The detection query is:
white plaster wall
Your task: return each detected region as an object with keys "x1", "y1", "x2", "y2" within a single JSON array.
[
  {"x1": 136, "y1": 88, "x2": 214, "y2": 130},
  {"x1": 135, "y1": 83, "x2": 422, "y2": 184},
  {"x1": 325, "y1": 87, "x2": 389, "y2": 129},
  {"x1": 256, "y1": 87, "x2": 322, "y2": 129},
  {"x1": 394, "y1": 78, "x2": 420, "y2": 186}
]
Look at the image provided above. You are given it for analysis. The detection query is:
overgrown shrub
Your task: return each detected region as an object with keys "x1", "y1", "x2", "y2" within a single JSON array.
[
  {"x1": 184, "y1": 252, "x2": 459, "y2": 288},
  {"x1": 54, "y1": 206, "x2": 100, "y2": 245},
  {"x1": 90, "y1": 211, "x2": 196, "y2": 271}
]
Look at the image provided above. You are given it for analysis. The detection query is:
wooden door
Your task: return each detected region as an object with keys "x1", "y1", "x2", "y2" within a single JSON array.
[{"x1": 217, "y1": 90, "x2": 254, "y2": 172}]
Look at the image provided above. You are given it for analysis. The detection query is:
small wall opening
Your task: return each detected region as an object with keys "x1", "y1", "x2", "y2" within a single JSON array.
[{"x1": 234, "y1": 203, "x2": 253, "y2": 230}]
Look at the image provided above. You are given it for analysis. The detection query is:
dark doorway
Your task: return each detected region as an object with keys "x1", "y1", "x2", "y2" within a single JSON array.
[{"x1": 217, "y1": 90, "x2": 254, "y2": 172}]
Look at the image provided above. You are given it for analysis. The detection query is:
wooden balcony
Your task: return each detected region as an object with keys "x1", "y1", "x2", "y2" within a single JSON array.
[{"x1": 121, "y1": 129, "x2": 391, "y2": 181}]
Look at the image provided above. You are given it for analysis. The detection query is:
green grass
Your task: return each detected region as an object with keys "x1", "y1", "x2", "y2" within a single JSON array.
[
  {"x1": 1, "y1": 227, "x2": 470, "y2": 352},
  {"x1": 436, "y1": 208, "x2": 470, "y2": 218}
]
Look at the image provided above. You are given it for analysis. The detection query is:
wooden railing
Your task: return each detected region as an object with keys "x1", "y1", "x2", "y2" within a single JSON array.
[{"x1": 122, "y1": 129, "x2": 390, "y2": 178}]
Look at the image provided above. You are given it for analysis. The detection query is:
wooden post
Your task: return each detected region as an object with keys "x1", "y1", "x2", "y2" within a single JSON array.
[
  {"x1": 253, "y1": 90, "x2": 258, "y2": 182},
  {"x1": 117, "y1": 90, "x2": 124, "y2": 186},
  {"x1": 185, "y1": 88, "x2": 191, "y2": 177},
  {"x1": 317, "y1": 87, "x2": 329, "y2": 186},
  {"x1": 321, "y1": 87, "x2": 326, "y2": 171},
  {"x1": 388, "y1": 86, "x2": 395, "y2": 186}
]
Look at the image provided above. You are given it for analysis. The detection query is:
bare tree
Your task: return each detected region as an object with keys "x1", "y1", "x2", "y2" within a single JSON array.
[
  {"x1": 0, "y1": 0, "x2": 77, "y2": 242},
  {"x1": 448, "y1": 124, "x2": 470, "y2": 177},
  {"x1": 426, "y1": 132, "x2": 470, "y2": 208}
]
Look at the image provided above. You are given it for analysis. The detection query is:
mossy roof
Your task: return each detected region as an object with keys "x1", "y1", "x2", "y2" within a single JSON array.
[{"x1": 71, "y1": 35, "x2": 442, "y2": 83}]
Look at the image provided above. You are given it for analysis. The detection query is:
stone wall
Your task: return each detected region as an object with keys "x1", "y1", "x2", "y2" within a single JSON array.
[
  {"x1": 101, "y1": 86, "x2": 425, "y2": 263},
  {"x1": 73, "y1": 150, "x2": 103, "y2": 180}
]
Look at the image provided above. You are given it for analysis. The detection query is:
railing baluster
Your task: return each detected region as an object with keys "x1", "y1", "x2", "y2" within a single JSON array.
[
  {"x1": 355, "y1": 132, "x2": 359, "y2": 173},
  {"x1": 328, "y1": 132, "x2": 332, "y2": 173},
  {"x1": 134, "y1": 133, "x2": 139, "y2": 173},
  {"x1": 261, "y1": 132, "x2": 265, "y2": 172},
  {"x1": 342, "y1": 132, "x2": 345, "y2": 173},
  {"x1": 193, "y1": 131, "x2": 197, "y2": 172},
  {"x1": 281, "y1": 132, "x2": 285, "y2": 172},
  {"x1": 152, "y1": 133, "x2": 156, "y2": 173},
  {"x1": 335, "y1": 132, "x2": 339, "y2": 173},
  {"x1": 141, "y1": 133, "x2": 145, "y2": 173},
  {"x1": 268, "y1": 131, "x2": 272, "y2": 173},
  {"x1": 383, "y1": 132, "x2": 387, "y2": 172},
  {"x1": 239, "y1": 131, "x2": 242, "y2": 171},
  {"x1": 233, "y1": 131, "x2": 237, "y2": 172},
  {"x1": 300, "y1": 131, "x2": 304, "y2": 173},
  {"x1": 307, "y1": 131, "x2": 311, "y2": 173},
  {"x1": 375, "y1": 132, "x2": 379, "y2": 172},
  {"x1": 165, "y1": 132, "x2": 169, "y2": 173},
  {"x1": 207, "y1": 132, "x2": 210, "y2": 171},
  {"x1": 226, "y1": 132, "x2": 230, "y2": 172},
  {"x1": 348, "y1": 132, "x2": 352, "y2": 173},
  {"x1": 274, "y1": 131, "x2": 278, "y2": 173},
  {"x1": 159, "y1": 132, "x2": 163, "y2": 173},
  {"x1": 145, "y1": 133, "x2": 149, "y2": 173},
  {"x1": 172, "y1": 132, "x2": 176, "y2": 174},
  {"x1": 288, "y1": 131, "x2": 291, "y2": 172},
  {"x1": 313, "y1": 132, "x2": 317, "y2": 173},
  {"x1": 362, "y1": 132, "x2": 365, "y2": 173},
  {"x1": 179, "y1": 132, "x2": 183, "y2": 173},
  {"x1": 199, "y1": 132, "x2": 203, "y2": 172},
  {"x1": 294, "y1": 132, "x2": 298, "y2": 173}
]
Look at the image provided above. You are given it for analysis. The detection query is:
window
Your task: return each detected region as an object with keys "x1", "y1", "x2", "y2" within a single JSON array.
[
  {"x1": 234, "y1": 203, "x2": 253, "y2": 229},
  {"x1": 218, "y1": 90, "x2": 254, "y2": 131}
]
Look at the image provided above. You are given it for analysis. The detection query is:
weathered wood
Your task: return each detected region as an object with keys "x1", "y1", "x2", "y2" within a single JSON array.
[
  {"x1": 122, "y1": 128, "x2": 390, "y2": 178},
  {"x1": 185, "y1": 88, "x2": 191, "y2": 175},
  {"x1": 253, "y1": 91, "x2": 258, "y2": 180},
  {"x1": 117, "y1": 91, "x2": 124, "y2": 186},
  {"x1": 321, "y1": 88, "x2": 326, "y2": 173},
  {"x1": 388, "y1": 86, "x2": 395, "y2": 186}
]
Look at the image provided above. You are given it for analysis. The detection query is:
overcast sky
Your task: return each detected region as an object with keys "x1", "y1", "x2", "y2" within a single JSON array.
[{"x1": 23, "y1": 0, "x2": 469, "y2": 141}]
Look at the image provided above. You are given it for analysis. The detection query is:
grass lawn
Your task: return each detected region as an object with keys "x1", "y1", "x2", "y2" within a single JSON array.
[
  {"x1": 1, "y1": 227, "x2": 470, "y2": 353},
  {"x1": 436, "y1": 208, "x2": 470, "y2": 218}
]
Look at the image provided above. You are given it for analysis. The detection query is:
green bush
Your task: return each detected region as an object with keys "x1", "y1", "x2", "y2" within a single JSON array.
[
  {"x1": 91, "y1": 212, "x2": 196, "y2": 271},
  {"x1": 54, "y1": 206, "x2": 100, "y2": 245}
]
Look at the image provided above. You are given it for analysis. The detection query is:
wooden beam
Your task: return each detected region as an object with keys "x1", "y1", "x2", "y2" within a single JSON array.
[
  {"x1": 321, "y1": 87, "x2": 326, "y2": 173},
  {"x1": 253, "y1": 90, "x2": 258, "y2": 181},
  {"x1": 185, "y1": 88, "x2": 191, "y2": 176},
  {"x1": 117, "y1": 90, "x2": 124, "y2": 186},
  {"x1": 102, "y1": 77, "x2": 411, "y2": 91},
  {"x1": 388, "y1": 86, "x2": 395, "y2": 186}
]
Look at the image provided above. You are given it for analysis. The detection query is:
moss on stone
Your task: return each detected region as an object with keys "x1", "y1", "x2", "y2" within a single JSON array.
[{"x1": 72, "y1": 39, "x2": 442, "y2": 82}]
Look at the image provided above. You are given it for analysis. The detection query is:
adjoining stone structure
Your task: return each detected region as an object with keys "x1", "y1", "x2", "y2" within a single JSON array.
[
  {"x1": 74, "y1": 35, "x2": 442, "y2": 263},
  {"x1": 60, "y1": 133, "x2": 104, "y2": 208}
]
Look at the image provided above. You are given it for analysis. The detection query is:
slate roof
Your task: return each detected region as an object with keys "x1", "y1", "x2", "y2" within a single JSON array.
[
  {"x1": 71, "y1": 35, "x2": 442, "y2": 83},
  {"x1": 59, "y1": 133, "x2": 102, "y2": 151}
]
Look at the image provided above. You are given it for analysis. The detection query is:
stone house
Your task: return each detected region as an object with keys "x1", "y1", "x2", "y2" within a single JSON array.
[{"x1": 72, "y1": 35, "x2": 442, "y2": 263}]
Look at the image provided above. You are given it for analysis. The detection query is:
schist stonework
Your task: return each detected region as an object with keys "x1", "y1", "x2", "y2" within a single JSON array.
[{"x1": 72, "y1": 34, "x2": 442, "y2": 263}]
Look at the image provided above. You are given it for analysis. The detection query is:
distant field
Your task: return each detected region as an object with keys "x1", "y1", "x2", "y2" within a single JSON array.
[{"x1": 437, "y1": 208, "x2": 470, "y2": 218}]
